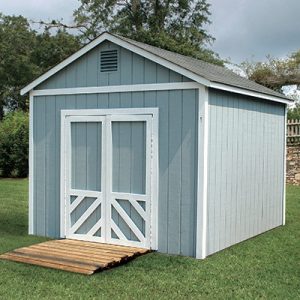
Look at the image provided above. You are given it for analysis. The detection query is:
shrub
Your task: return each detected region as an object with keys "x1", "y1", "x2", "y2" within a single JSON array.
[
  {"x1": 288, "y1": 103, "x2": 300, "y2": 120},
  {"x1": 0, "y1": 111, "x2": 29, "y2": 177}
]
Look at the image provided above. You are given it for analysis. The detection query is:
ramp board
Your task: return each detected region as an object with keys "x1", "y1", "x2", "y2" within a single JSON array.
[{"x1": 0, "y1": 239, "x2": 150, "y2": 275}]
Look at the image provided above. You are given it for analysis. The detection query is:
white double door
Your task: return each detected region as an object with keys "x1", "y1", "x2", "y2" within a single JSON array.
[{"x1": 61, "y1": 111, "x2": 153, "y2": 248}]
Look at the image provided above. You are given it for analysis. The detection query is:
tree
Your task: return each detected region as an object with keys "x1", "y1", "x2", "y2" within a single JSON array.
[
  {"x1": 39, "y1": 0, "x2": 223, "y2": 65},
  {"x1": 0, "y1": 14, "x2": 81, "y2": 118},
  {"x1": 288, "y1": 103, "x2": 300, "y2": 120},
  {"x1": 240, "y1": 49, "x2": 300, "y2": 119},
  {"x1": 241, "y1": 50, "x2": 300, "y2": 92},
  {"x1": 241, "y1": 50, "x2": 300, "y2": 119},
  {"x1": 0, "y1": 14, "x2": 38, "y2": 118},
  {"x1": 287, "y1": 90, "x2": 300, "y2": 120},
  {"x1": 31, "y1": 29, "x2": 81, "y2": 71}
]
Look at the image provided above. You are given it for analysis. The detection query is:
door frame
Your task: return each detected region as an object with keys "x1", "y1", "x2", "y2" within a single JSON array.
[{"x1": 60, "y1": 108, "x2": 159, "y2": 250}]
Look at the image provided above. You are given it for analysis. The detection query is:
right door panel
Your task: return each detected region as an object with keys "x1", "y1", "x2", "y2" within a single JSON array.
[{"x1": 106, "y1": 115, "x2": 152, "y2": 248}]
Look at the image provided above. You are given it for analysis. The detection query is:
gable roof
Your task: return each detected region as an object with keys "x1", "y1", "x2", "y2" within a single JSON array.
[
  {"x1": 117, "y1": 35, "x2": 291, "y2": 100},
  {"x1": 21, "y1": 32, "x2": 292, "y2": 104}
]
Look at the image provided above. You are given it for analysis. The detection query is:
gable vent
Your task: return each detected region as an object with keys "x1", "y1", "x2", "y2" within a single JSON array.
[{"x1": 100, "y1": 49, "x2": 118, "y2": 72}]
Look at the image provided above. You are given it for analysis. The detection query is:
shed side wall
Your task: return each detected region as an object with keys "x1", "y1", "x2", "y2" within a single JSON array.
[
  {"x1": 32, "y1": 89, "x2": 198, "y2": 257},
  {"x1": 206, "y1": 89, "x2": 285, "y2": 255}
]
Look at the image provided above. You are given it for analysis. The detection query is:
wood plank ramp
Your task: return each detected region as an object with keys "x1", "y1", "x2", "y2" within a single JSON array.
[{"x1": 0, "y1": 239, "x2": 150, "y2": 275}]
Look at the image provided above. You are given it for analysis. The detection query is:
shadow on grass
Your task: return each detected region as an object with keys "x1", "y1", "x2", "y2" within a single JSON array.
[{"x1": 0, "y1": 211, "x2": 27, "y2": 236}]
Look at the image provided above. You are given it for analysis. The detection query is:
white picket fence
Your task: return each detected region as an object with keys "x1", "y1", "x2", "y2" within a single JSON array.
[{"x1": 287, "y1": 119, "x2": 300, "y2": 144}]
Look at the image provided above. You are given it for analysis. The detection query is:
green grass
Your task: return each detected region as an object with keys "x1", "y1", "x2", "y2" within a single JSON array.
[{"x1": 0, "y1": 179, "x2": 299, "y2": 299}]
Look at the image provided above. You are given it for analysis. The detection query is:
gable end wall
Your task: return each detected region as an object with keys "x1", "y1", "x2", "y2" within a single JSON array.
[{"x1": 36, "y1": 41, "x2": 192, "y2": 90}]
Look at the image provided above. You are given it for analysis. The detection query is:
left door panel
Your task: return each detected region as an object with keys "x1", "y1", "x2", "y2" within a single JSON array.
[{"x1": 64, "y1": 116, "x2": 105, "y2": 242}]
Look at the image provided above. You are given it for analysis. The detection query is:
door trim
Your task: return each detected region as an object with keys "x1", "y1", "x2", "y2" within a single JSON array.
[{"x1": 60, "y1": 108, "x2": 159, "y2": 250}]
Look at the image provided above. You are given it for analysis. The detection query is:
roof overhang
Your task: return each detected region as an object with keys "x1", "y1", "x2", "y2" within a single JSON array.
[
  {"x1": 21, "y1": 32, "x2": 293, "y2": 105},
  {"x1": 210, "y1": 82, "x2": 292, "y2": 105}
]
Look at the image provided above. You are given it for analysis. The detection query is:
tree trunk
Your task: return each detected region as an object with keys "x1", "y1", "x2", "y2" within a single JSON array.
[
  {"x1": 0, "y1": 100, "x2": 4, "y2": 121},
  {"x1": 131, "y1": 0, "x2": 143, "y2": 32}
]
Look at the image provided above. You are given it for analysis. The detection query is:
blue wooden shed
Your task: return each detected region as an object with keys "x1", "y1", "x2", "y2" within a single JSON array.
[{"x1": 21, "y1": 32, "x2": 292, "y2": 259}]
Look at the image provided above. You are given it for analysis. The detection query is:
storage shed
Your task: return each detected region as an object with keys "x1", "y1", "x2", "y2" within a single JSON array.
[{"x1": 21, "y1": 32, "x2": 292, "y2": 259}]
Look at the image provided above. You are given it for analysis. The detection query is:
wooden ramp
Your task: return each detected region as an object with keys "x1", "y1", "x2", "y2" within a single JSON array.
[{"x1": 0, "y1": 239, "x2": 150, "y2": 275}]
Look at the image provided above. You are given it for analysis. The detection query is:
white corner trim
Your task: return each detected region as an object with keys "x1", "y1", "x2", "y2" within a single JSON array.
[
  {"x1": 283, "y1": 105, "x2": 287, "y2": 225},
  {"x1": 196, "y1": 86, "x2": 209, "y2": 259},
  {"x1": 28, "y1": 91, "x2": 34, "y2": 235},
  {"x1": 31, "y1": 82, "x2": 201, "y2": 96},
  {"x1": 60, "y1": 110, "x2": 68, "y2": 238},
  {"x1": 20, "y1": 32, "x2": 209, "y2": 95},
  {"x1": 210, "y1": 82, "x2": 293, "y2": 105},
  {"x1": 202, "y1": 88, "x2": 209, "y2": 259},
  {"x1": 150, "y1": 108, "x2": 159, "y2": 250}
]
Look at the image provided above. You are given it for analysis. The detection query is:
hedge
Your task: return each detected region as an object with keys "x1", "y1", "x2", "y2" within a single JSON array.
[{"x1": 0, "y1": 111, "x2": 29, "y2": 177}]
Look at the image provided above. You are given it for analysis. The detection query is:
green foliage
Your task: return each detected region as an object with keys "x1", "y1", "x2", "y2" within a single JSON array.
[
  {"x1": 73, "y1": 0, "x2": 223, "y2": 65},
  {"x1": 31, "y1": 30, "x2": 81, "y2": 71},
  {"x1": 0, "y1": 180, "x2": 300, "y2": 298},
  {"x1": 288, "y1": 103, "x2": 300, "y2": 120},
  {"x1": 0, "y1": 14, "x2": 38, "y2": 118},
  {"x1": 241, "y1": 50, "x2": 300, "y2": 92},
  {"x1": 0, "y1": 111, "x2": 29, "y2": 177},
  {"x1": 0, "y1": 13, "x2": 81, "y2": 118}
]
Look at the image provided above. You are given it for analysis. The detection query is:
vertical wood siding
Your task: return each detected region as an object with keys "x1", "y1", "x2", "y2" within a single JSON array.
[
  {"x1": 32, "y1": 89, "x2": 198, "y2": 257},
  {"x1": 36, "y1": 41, "x2": 191, "y2": 90},
  {"x1": 207, "y1": 89, "x2": 285, "y2": 255}
]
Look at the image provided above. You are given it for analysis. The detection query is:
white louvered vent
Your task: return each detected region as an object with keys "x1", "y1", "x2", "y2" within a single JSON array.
[{"x1": 100, "y1": 50, "x2": 118, "y2": 72}]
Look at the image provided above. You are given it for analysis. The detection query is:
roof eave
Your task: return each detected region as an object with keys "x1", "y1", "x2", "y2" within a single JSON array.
[{"x1": 210, "y1": 82, "x2": 293, "y2": 105}]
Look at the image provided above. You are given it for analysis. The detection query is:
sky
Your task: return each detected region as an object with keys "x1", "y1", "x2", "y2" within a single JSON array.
[
  {"x1": 208, "y1": 0, "x2": 300, "y2": 63},
  {"x1": 0, "y1": 0, "x2": 299, "y2": 64}
]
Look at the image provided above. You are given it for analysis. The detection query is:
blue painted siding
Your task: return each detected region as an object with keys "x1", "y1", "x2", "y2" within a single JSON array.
[
  {"x1": 71, "y1": 122, "x2": 102, "y2": 191},
  {"x1": 206, "y1": 89, "x2": 285, "y2": 256},
  {"x1": 32, "y1": 89, "x2": 199, "y2": 257},
  {"x1": 112, "y1": 121, "x2": 146, "y2": 194}
]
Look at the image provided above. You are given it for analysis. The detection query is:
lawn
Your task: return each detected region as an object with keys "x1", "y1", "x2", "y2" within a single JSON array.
[{"x1": 0, "y1": 179, "x2": 299, "y2": 299}]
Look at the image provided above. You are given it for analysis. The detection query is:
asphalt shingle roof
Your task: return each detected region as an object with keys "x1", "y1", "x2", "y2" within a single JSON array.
[{"x1": 116, "y1": 34, "x2": 291, "y2": 101}]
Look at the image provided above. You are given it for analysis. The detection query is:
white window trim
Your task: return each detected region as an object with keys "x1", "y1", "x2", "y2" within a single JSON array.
[{"x1": 60, "y1": 108, "x2": 159, "y2": 250}]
